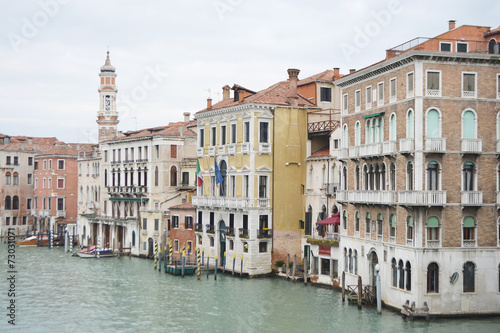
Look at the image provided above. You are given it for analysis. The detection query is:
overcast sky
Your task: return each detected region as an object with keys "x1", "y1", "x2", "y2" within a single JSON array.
[{"x1": 1, "y1": 0, "x2": 498, "y2": 143}]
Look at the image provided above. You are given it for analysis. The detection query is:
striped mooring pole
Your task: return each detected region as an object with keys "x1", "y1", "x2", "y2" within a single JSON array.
[
  {"x1": 206, "y1": 254, "x2": 210, "y2": 279},
  {"x1": 240, "y1": 255, "x2": 243, "y2": 277},
  {"x1": 222, "y1": 252, "x2": 226, "y2": 275},
  {"x1": 69, "y1": 234, "x2": 73, "y2": 253},
  {"x1": 97, "y1": 237, "x2": 101, "y2": 259},
  {"x1": 169, "y1": 242, "x2": 173, "y2": 265},
  {"x1": 158, "y1": 245, "x2": 162, "y2": 272},
  {"x1": 154, "y1": 241, "x2": 158, "y2": 270},
  {"x1": 214, "y1": 256, "x2": 218, "y2": 281},
  {"x1": 197, "y1": 248, "x2": 201, "y2": 280},
  {"x1": 232, "y1": 253, "x2": 236, "y2": 276},
  {"x1": 50, "y1": 229, "x2": 53, "y2": 249}
]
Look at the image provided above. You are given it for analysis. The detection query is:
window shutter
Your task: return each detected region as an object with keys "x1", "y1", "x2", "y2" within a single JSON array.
[
  {"x1": 463, "y1": 216, "x2": 475, "y2": 228},
  {"x1": 427, "y1": 216, "x2": 439, "y2": 228}
]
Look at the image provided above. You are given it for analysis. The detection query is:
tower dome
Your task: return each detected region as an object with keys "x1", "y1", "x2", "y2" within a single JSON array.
[{"x1": 100, "y1": 51, "x2": 115, "y2": 73}]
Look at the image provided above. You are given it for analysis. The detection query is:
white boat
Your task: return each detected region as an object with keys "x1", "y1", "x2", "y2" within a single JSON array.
[{"x1": 77, "y1": 247, "x2": 116, "y2": 258}]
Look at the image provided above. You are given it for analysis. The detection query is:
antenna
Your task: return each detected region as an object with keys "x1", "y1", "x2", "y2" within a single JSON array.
[{"x1": 205, "y1": 88, "x2": 212, "y2": 99}]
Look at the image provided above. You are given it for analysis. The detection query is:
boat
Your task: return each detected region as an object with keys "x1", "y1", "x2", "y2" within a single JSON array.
[
  {"x1": 77, "y1": 247, "x2": 117, "y2": 258},
  {"x1": 17, "y1": 235, "x2": 55, "y2": 246}
]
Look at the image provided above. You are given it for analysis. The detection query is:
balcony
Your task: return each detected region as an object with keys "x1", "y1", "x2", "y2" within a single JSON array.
[
  {"x1": 399, "y1": 138, "x2": 414, "y2": 153},
  {"x1": 241, "y1": 143, "x2": 250, "y2": 154},
  {"x1": 239, "y1": 228, "x2": 249, "y2": 239},
  {"x1": 192, "y1": 196, "x2": 255, "y2": 209},
  {"x1": 359, "y1": 142, "x2": 382, "y2": 157},
  {"x1": 257, "y1": 228, "x2": 272, "y2": 239},
  {"x1": 382, "y1": 141, "x2": 397, "y2": 155},
  {"x1": 425, "y1": 138, "x2": 446, "y2": 153},
  {"x1": 426, "y1": 89, "x2": 441, "y2": 97},
  {"x1": 218, "y1": 145, "x2": 226, "y2": 155},
  {"x1": 348, "y1": 146, "x2": 359, "y2": 159},
  {"x1": 259, "y1": 143, "x2": 271, "y2": 155},
  {"x1": 461, "y1": 139, "x2": 482, "y2": 153},
  {"x1": 206, "y1": 224, "x2": 215, "y2": 234},
  {"x1": 462, "y1": 240, "x2": 476, "y2": 248},
  {"x1": 30, "y1": 209, "x2": 36, "y2": 216},
  {"x1": 336, "y1": 190, "x2": 396, "y2": 205},
  {"x1": 338, "y1": 148, "x2": 349, "y2": 160},
  {"x1": 208, "y1": 146, "x2": 216, "y2": 156},
  {"x1": 258, "y1": 198, "x2": 269, "y2": 207},
  {"x1": 197, "y1": 147, "x2": 204, "y2": 157},
  {"x1": 461, "y1": 191, "x2": 483, "y2": 206},
  {"x1": 228, "y1": 144, "x2": 236, "y2": 155},
  {"x1": 426, "y1": 240, "x2": 440, "y2": 248},
  {"x1": 225, "y1": 227, "x2": 235, "y2": 237},
  {"x1": 195, "y1": 223, "x2": 203, "y2": 232},
  {"x1": 398, "y1": 190, "x2": 446, "y2": 206}
]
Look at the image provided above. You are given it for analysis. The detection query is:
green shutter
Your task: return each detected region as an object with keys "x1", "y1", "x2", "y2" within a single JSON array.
[
  {"x1": 408, "y1": 110, "x2": 414, "y2": 139},
  {"x1": 407, "y1": 215, "x2": 413, "y2": 227},
  {"x1": 463, "y1": 111, "x2": 475, "y2": 139},
  {"x1": 427, "y1": 216, "x2": 439, "y2": 228},
  {"x1": 356, "y1": 211, "x2": 360, "y2": 219},
  {"x1": 343, "y1": 210, "x2": 347, "y2": 218},
  {"x1": 378, "y1": 213, "x2": 383, "y2": 221},
  {"x1": 463, "y1": 216, "x2": 475, "y2": 228},
  {"x1": 391, "y1": 214, "x2": 396, "y2": 228},
  {"x1": 426, "y1": 109, "x2": 439, "y2": 138}
]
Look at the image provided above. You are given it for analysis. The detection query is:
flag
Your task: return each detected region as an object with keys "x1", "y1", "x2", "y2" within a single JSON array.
[
  {"x1": 214, "y1": 156, "x2": 223, "y2": 186},
  {"x1": 196, "y1": 158, "x2": 203, "y2": 186}
]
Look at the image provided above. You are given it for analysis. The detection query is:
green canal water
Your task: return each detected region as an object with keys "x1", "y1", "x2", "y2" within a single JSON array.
[{"x1": 2, "y1": 244, "x2": 500, "y2": 333}]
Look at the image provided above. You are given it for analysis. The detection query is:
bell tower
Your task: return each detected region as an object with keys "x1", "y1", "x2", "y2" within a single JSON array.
[{"x1": 97, "y1": 51, "x2": 119, "y2": 143}]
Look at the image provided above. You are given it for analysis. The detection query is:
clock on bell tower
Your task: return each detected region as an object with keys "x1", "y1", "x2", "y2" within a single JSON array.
[{"x1": 96, "y1": 51, "x2": 119, "y2": 143}]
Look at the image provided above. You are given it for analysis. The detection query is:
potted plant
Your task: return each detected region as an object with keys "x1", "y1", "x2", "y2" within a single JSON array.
[{"x1": 274, "y1": 260, "x2": 284, "y2": 273}]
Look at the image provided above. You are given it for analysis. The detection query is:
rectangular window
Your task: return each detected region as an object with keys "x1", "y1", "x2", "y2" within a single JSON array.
[
  {"x1": 172, "y1": 216, "x2": 179, "y2": 228},
  {"x1": 48, "y1": 177, "x2": 52, "y2": 188},
  {"x1": 231, "y1": 123, "x2": 236, "y2": 144},
  {"x1": 57, "y1": 198, "x2": 64, "y2": 211},
  {"x1": 211, "y1": 127, "x2": 217, "y2": 146},
  {"x1": 5, "y1": 217, "x2": 10, "y2": 226},
  {"x1": 243, "y1": 121, "x2": 250, "y2": 143},
  {"x1": 34, "y1": 161, "x2": 38, "y2": 170},
  {"x1": 104, "y1": 150, "x2": 108, "y2": 162},
  {"x1": 171, "y1": 145, "x2": 177, "y2": 158},
  {"x1": 58, "y1": 159, "x2": 65, "y2": 170},
  {"x1": 407, "y1": 72, "x2": 414, "y2": 97},
  {"x1": 154, "y1": 219, "x2": 159, "y2": 231},
  {"x1": 142, "y1": 218, "x2": 147, "y2": 229},
  {"x1": 221, "y1": 125, "x2": 226, "y2": 145},
  {"x1": 185, "y1": 216, "x2": 193, "y2": 229},
  {"x1": 138, "y1": 147, "x2": 142, "y2": 160},
  {"x1": 497, "y1": 74, "x2": 500, "y2": 99},
  {"x1": 199, "y1": 128, "x2": 205, "y2": 147},
  {"x1": 243, "y1": 175, "x2": 249, "y2": 198},
  {"x1": 259, "y1": 122, "x2": 269, "y2": 143},
  {"x1": 462, "y1": 72, "x2": 476, "y2": 98},
  {"x1": 130, "y1": 148, "x2": 134, "y2": 161},
  {"x1": 182, "y1": 172, "x2": 189, "y2": 185},
  {"x1": 259, "y1": 176, "x2": 267, "y2": 198},
  {"x1": 12, "y1": 217, "x2": 17, "y2": 225},
  {"x1": 342, "y1": 94, "x2": 348, "y2": 114},
  {"x1": 5, "y1": 156, "x2": 10, "y2": 165},
  {"x1": 155, "y1": 145, "x2": 159, "y2": 159},
  {"x1": 27, "y1": 198, "x2": 32, "y2": 209},
  {"x1": 230, "y1": 175, "x2": 236, "y2": 197},
  {"x1": 259, "y1": 242, "x2": 268, "y2": 253},
  {"x1": 377, "y1": 82, "x2": 384, "y2": 106},
  {"x1": 27, "y1": 174, "x2": 33, "y2": 185},
  {"x1": 14, "y1": 156, "x2": 19, "y2": 165},
  {"x1": 43, "y1": 160, "x2": 46, "y2": 169},
  {"x1": 390, "y1": 78, "x2": 397, "y2": 102},
  {"x1": 144, "y1": 146, "x2": 148, "y2": 160},
  {"x1": 48, "y1": 159, "x2": 52, "y2": 170},
  {"x1": 355, "y1": 90, "x2": 361, "y2": 111},
  {"x1": 22, "y1": 216, "x2": 27, "y2": 225},
  {"x1": 457, "y1": 42, "x2": 468, "y2": 53},
  {"x1": 28, "y1": 157, "x2": 33, "y2": 166},
  {"x1": 426, "y1": 71, "x2": 441, "y2": 96},
  {"x1": 174, "y1": 240, "x2": 179, "y2": 252},
  {"x1": 57, "y1": 178, "x2": 64, "y2": 189},
  {"x1": 320, "y1": 87, "x2": 332, "y2": 102},
  {"x1": 366, "y1": 86, "x2": 372, "y2": 109},
  {"x1": 440, "y1": 42, "x2": 451, "y2": 52}
]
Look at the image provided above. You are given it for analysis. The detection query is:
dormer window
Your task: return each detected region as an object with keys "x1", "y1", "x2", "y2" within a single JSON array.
[{"x1": 320, "y1": 87, "x2": 332, "y2": 102}]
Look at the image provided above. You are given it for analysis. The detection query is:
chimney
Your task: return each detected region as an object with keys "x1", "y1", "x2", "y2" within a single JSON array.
[
  {"x1": 207, "y1": 98, "x2": 212, "y2": 110},
  {"x1": 287, "y1": 68, "x2": 300, "y2": 107},
  {"x1": 222, "y1": 85, "x2": 231, "y2": 100},
  {"x1": 349, "y1": 69, "x2": 356, "y2": 74},
  {"x1": 449, "y1": 20, "x2": 456, "y2": 30},
  {"x1": 183, "y1": 112, "x2": 191, "y2": 122},
  {"x1": 333, "y1": 67, "x2": 340, "y2": 80}
]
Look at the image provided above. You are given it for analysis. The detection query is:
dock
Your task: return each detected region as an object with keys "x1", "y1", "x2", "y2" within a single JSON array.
[{"x1": 401, "y1": 300, "x2": 429, "y2": 321}]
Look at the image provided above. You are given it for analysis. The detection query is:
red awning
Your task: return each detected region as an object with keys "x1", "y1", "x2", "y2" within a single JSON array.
[{"x1": 316, "y1": 212, "x2": 341, "y2": 225}]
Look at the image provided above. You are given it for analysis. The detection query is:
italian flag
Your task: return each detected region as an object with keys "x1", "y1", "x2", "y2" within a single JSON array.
[{"x1": 196, "y1": 158, "x2": 203, "y2": 186}]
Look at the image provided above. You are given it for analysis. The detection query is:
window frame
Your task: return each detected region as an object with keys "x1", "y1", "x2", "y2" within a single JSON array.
[
  {"x1": 389, "y1": 77, "x2": 397, "y2": 103},
  {"x1": 365, "y1": 85, "x2": 372, "y2": 109},
  {"x1": 461, "y1": 72, "x2": 477, "y2": 98},
  {"x1": 320, "y1": 87, "x2": 332, "y2": 102},
  {"x1": 342, "y1": 93, "x2": 348, "y2": 114},
  {"x1": 439, "y1": 42, "x2": 452, "y2": 52},
  {"x1": 426, "y1": 70, "x2": 442, "y2": 97},
  {"x1": 57, "y1": 159, "x2": 65, "y2": 170},
  {"x1": 354, "y1": 89, "x2": 361, "y2": 112},
  {"x1": 456, "y1": 42, "x2": 468, "y2": 53},
  {"x1": 407, "y1": 72, "x2": 414, "y2": 98},
  {"x1": 377, "y1": 82, "x2": 384, "y2": 106}
]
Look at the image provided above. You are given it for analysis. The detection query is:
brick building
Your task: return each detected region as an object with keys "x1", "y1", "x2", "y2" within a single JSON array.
[{"x1": 335, "y1": 22, "x2": 500, "y2": 315}]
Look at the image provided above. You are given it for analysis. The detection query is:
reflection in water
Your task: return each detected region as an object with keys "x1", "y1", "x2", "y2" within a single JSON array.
[{"x1": 2, "y1": 245, "x2": 500, "y2": 332}]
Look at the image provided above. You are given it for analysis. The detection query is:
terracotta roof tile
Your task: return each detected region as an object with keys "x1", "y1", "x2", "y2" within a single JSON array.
[
  {"x1": 309, "y1": 146, "x2": 330, "y2": 158},
  {"x1": 169, "y1": 202, "x2": 195, "y2": 210},
  {"x1": 112, "y1": 120, "x2": 197, "y2": 141},
  {"x1": 298, "y1": 70, "x2": 335, "y2": 86},
  {"x1": 35, "y1": 145, "x2": 78, "y2": 157}
]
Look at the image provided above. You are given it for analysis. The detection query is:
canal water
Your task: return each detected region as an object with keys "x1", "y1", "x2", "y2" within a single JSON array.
[{"x1": 2, "y1": 244, "x2": 500, "y2": 333}]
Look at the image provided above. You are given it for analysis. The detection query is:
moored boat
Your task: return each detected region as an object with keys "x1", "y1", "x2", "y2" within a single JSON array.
[
  {"x1": 76, "y1": 247, "x2": 116, "y2": 258},
  {"x1": 17, "y1": 235, "x2": 50, "y2": 246}
]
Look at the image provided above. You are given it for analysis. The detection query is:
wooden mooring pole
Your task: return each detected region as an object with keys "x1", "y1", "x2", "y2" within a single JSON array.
[
  {"x1": 292, "y1": 255, "x2": 297, "y2": 282},
  {"x1": 342, "y1": 271, "x2": 345, "y2": 302},
  {"x1": 357, "y1": 275, "x2": 363, "y2": 309},
  {"x1": 286, "y1": 254, "x2": 290, "y2": 279}
]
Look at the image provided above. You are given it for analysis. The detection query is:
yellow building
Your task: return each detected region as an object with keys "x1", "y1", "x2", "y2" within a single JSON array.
[{"x1": 193, "y1": 69, "x2": 318, "y2": 275}]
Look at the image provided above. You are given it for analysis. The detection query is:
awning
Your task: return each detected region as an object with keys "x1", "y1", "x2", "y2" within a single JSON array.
[
  {"x1": 361, "y1": 112, "x2": 385, "y2": 119},
  {"x1": 316, "y1": 212, "x2": 341, "y2": 225}
]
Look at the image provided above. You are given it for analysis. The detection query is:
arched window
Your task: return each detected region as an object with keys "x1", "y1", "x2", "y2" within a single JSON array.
[
  {"x1": 406, "y1": 261, "x2": 411, "y2": 291},
  {"x1": 463, "y1": 261, "x2": 475, "y2": 293},
  {"x1": 170, "y1": 166, "x2": 177, "y2": 187},
  {"x1": 12, "y1": 172, "x2": 19, "y2": 185},
  {"x1": 427, "y1": 216, "x2": 440, "y2": 247},
  {"x1": 377, "y1": 213, "x2": 383, "y2": 238},
  {"x1": 355, "y1": 121, "x2": 361, "y2": 146},
  {"x1": 489, "y1": 39, "x2": 497, "y2": 54},
  {"x1": 5, "y1": 172, "x2": 11, "y2": 185},
  {"x1": 407, "y1": 109, "x2": 414, "y2": 139},
  {"x1": 132, "y1": 231, "x2": 136, "y2": 247},
  {"x1": 363, "y1": 164, "x2": 369, "y2": 190},
  {"x1": 219, "y1": 160, "x2": 227, "y2": 197},
  {"x1": 462, "y1": 161, "x2": 475, "y2": 191},
  {"x1": 427, "y1": 161, "x2": 439, "y2": 190},
  {"x1": 369, "y1": 164, "x2": 374, "y2": 190},
  {"x1": 462, "y1": 110, "x2": 477, "y2": 139},
  {"x1": 390, "y1": 214, "x2": 396, "y2": 239},
  {"x1": 463, "y1": 216, "x2": 476, "y2": 247},
  {"x1": 5, "y1": 196, "x2": 11, "y2": 210},
  {"x1": 426, "y1": 109, "x2": 440, "y2": 138},
  {"x1": 355, "y1": 211, "x2": 360, "y2": 232},
  {"x1": 12, "y1": 196, "x2": 19, "y2": 210},
  {"x1": 154, "y1": 166, "x2": 159, "y2": 186},
  {"x1": 407, "y1": 215, "x2": 413, "y2": 243},
  {"x1": 365, "y1": 212, "x2": 371, "y2": 234},
  {"x1": 365, "y1": 119, "x2": 372, "y2": 144},
  {"x1": 374, "y1": 164, "x2": 380, "y2": 190},
  {"x1": 406, "y1": 161, "x2": 414, "y2": 190},
  {"x1": 348, "y1": 249, "x2": 353, "y2": 273},
  {"x1": 390, "y1": 113, "x2": 396, "y2": 141},
  {"x1": 389, "y1": 163, "x2": 396, "y2": 191},
  {"x1": 104, "y1": 169, "x2": 108, "y2": 187},
  {"x1": 391, "y1": 258, "x2": 397, "y2": 287},
  {"x1": 342, "y1": 166, "x2": 348, "y2": 190},
  {"x1": 354, "y1": 250, "x2": 358, "y2": 274},
  {"x1": 344, "y1": 248, "x2": 348, "y2": 271},
  {"x1": 343, "y1": 210, "x2": 347, "y2": 230},
  {"x1": 427, "y1": 263, "x2": 439, "y2": 293},
  {"x1": 398, "y1": 259, "x2": 405, "y2": 289},
  {"x1": 355, "y1": 165, "x2": 360, "y2": 190},
  {"x1": 497, "y1": 164, "x2": 500, "y2": 191},
  {"x1": 343, "y1": 124, "x2": 349, "y2": 148},
  {"x1": 380, "y1": 164, "x2": 386, "y2": 191}
]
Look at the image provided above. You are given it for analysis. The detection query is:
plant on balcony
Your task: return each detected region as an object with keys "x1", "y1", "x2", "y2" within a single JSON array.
[
  {"x1": 274, "y1": 260, "x2": 284, "y2": 268},
  {"x1": 306, "y1": 237, "x2": 339, "y2": 247}
]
